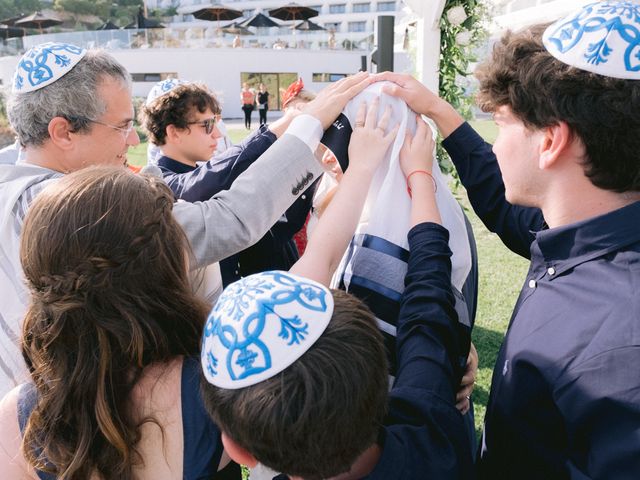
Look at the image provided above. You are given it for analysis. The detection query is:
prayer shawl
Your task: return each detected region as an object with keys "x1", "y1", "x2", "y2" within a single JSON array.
[
  {"x1": 321, "y1": 83, "x2": 475, "y2": 374},
  {"x1": 0, "y1": 164, "x2": 61, "y2": 395}
]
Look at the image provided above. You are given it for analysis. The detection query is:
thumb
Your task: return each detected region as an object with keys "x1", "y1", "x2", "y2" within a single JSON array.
[{"x1": 381, "y1": 83, "x2": 407, "y2": 101}]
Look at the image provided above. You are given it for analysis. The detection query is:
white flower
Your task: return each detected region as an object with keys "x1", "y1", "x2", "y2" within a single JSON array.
[
  {"x1": 456, "y1": 29, "x2": 472, "y2": 46},
  {"x1": 446, "y1": 5, "x2": 468, "y2": 26}
]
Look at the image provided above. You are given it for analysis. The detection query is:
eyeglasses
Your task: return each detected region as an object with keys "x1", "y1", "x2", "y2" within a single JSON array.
[
  {"x1": 187, "y1": 118, "x2": 217, "y2": 135},
  {"x1": 70, "y1": 116, "x2": 136, "y2": 137}
]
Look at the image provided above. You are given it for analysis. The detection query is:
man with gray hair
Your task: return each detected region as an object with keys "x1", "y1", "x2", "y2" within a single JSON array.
[{"x1": 0, "y1": 42, "x2": 372, "y2": 395}]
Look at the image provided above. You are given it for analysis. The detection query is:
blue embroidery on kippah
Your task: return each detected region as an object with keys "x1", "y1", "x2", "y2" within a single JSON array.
[
  {"x1": 202, "y1": 271, "x2": 329, "y2": 382},
  {"x1": 545, "y1": 1, "x2": 640, "y2": 72},
  {"x1": 18, "y1": 43, "x2": 84, "y2": 90},
  {"x1": 160, "y1": 79, "x2": 178, "y2": 92}
]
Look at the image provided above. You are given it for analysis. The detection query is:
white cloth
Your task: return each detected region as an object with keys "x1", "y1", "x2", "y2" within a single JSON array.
[{"x1": 332, "y1": 82, "x2": 472, "y2": 292}]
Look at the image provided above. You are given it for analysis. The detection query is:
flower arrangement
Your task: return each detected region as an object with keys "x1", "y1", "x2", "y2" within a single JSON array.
[{"x1": 437, "y1": 0, "x2": 488, "y2": 175}]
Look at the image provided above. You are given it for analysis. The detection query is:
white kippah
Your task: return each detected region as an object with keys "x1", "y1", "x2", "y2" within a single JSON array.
[
  {"x1": 543, "y1": 1, "x2": 640, "y2": 80},
  {"x1": 12, "y1": 42, "x2": 87, "y2": 93},
  {"x1": 201, "y1": 271, "x2": 334, "y2": 389},
  {"x1": 145, "y1": 78, "x2": 187, "y2": 105}
]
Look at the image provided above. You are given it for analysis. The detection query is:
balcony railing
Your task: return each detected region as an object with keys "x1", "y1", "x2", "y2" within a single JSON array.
[{"x1": 0, "y1": 27, "x2": 374, "y2": 57}]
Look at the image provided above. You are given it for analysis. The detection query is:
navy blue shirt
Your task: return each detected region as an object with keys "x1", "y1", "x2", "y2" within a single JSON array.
[
  {"x1": 274, "y1": 223, "x2": 473, "y2": 479},
  {"x1": 157, "y1": 125, "x2": 313, "y2": 284},
  {"x1": 444, "y1": 122, "x2": 640, "y2": 479}
]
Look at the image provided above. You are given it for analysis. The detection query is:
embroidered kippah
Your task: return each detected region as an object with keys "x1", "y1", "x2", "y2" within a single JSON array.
[
  {"x1": 12, "y1": 42, "x2": 87, "y2": 93},
  {"x1": 201, "y1": 270, "x2": 334, "y2": 389},
  {"x1": 543, "y1": 1, "x2": 640, "y2": 79},
  {"x1": 145, "y1": 78, "x2": 187, "y2": 106}
]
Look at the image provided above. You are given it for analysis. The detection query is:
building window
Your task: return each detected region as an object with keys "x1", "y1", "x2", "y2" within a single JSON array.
[
  {"x1": 312, "y1": 73, "x2": 348, "y2": 82},
  {"x1": 348, "y1": 21, "x2": 367, "y2": 32},
  {"x1": 353, "y1": 3, "x2": 371, "y2": 13},
  {"x1": 240, "y1": 72, "x2": 298, "y2": 110},
  {"x1": 242, "y1": 9, "x2": 254, "y2": 17},
  {"x1": 376, "y1": 1, "x2": 396, "y2": 12},
  {"x1": 131, "y1": 72, "x2": 177, "y2": 82},
  {"x1": 309, "y1": 5, "x2": 322, "y2": 14},
  {"x1": 324, "y1": 22, "x2": 341, "y2": 32},
  {"x1": 329, "y1": 4, "x2": 346, "y2": 13}
]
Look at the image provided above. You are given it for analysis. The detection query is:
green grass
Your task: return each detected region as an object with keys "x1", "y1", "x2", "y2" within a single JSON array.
[{"x1": 137, "y1": 119, "x2": 523, "y2": 448}]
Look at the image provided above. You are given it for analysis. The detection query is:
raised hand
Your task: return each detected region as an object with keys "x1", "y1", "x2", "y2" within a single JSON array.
[
  {"x1": 347, "y1": 97, "x2": 399, "y2": 176},
  {"x1": 302, "y1": 71, "x2": 373, "y2": 130},
  {"x1": 374, "y1": 72, "x2": 464, "y2": 138},
  {"x1": 399, "y1": 115, "x2": 435, "y2": 177},
  {"x1": 400, "y1": 116, "x2": 441, "y2": 226}
]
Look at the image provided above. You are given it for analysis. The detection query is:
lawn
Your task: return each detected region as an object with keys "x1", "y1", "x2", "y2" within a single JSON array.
[{"x1": 133, "y1": 119, "x2": 527, "y2": 443}]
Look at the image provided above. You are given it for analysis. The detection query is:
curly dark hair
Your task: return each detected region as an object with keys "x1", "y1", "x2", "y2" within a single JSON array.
[
  {"x1": 475, "y1": 23, "x2": 640, "y2": 192},
  {"x1": 201, "y1": 289, "x2": 389, "y2": 480},
  {"x1": 139, "y1": 82, "x2": 221, "y2": 145},
  {"x1": 19, "y1": 166, "x2": 210, "y2": 479}
]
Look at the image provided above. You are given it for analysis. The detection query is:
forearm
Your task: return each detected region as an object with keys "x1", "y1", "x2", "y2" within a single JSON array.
[
  {"x1": 408, "y1": 173, "x2": 441, "y2": 227},
  {"x1": 426, "y1": 98, "x2": 465, "y2": 139},
  {"x1": 292, "y1": 166, "x2": 374, "y2": 285},
  {"x1": 175, "y1": 134, "x2": 322, "y2": 268}
]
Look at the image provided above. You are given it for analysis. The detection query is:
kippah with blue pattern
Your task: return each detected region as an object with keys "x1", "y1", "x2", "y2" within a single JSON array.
[
  {"x1": 12, "y1": 42, "x2": 87, "y2": 93},
  {"x1": 543, "y1": 1, "x2": 640, "y2": 79},
  {"x1": 145, "y1": 78, "x2": 187, "y2": 106},
  {"x1": 201, "y1": 271, "x2": 334, "y2": 389}
]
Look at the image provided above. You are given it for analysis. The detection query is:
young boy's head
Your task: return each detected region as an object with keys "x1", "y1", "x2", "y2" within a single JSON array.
[
  {"x1": 200, "y1": 271, "x2": 388, "y2": 480},
  {"x1": 140, "y1": 81, "x2": 222, "y2": 162}
]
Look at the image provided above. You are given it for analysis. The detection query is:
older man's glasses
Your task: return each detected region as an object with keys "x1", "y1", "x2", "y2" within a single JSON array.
[
  {"x1": 187, "y1": 118, "x2": 217, "y2": 135},
  {"x1": 72, "y1": 116, "x2": 136, "y2": 137}
]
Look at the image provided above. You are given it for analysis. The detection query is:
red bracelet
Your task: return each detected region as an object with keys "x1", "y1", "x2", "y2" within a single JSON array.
[{"x1": 406, "y1": 170, "x2": 437, "y2": 197}]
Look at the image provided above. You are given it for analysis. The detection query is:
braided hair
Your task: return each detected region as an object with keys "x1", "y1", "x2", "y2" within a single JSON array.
[{"x1": 19, "y1": 166, "x2": 210, "y2": 479}]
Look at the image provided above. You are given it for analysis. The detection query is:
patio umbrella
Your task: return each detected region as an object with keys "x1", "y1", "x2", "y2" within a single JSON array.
[
  {"x1": 240, "y1": 12, "x2": 279, "y2": 28},
  {"x1": 96, "y1": 20, "x2": 120, "y2": 31},
  {"x1": 135, "y1": 7, "x2": 164, "y2": 28},
  {"x1": 15, "y1": 11, "x2": 63, "y2": 32},
  {"x1": 0, "y1": 24, "x2": 24, "y2": 39},
  {"x1": 269, "y1": 3, "x2": 318, "y2": 22},
  {"x1": 222, "y1": 22, "x2": 253, "y2": 36},
  {"x1": 293, "y1": 20, "x2": 325, "y2": 32},
  {"x1": 191, "y1": 3, "x2": 243, "y2": 23},
  {"x1": 0, "y1": 14, "x2": 26, "y2": 26}
]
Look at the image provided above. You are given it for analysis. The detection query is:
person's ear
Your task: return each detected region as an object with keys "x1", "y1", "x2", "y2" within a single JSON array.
[
  {"x1": 539, "y1": 121, "x2": 572, "y2": 170},
  {"x1": 165, "y1": 124, "x2": 181, "y2": 144},
  {"x1": 221, "y1": 432, "x2": 258, "y2": 467},
  {"x1": 48, "y1": 117, "x2": 75, "y2": 150}
]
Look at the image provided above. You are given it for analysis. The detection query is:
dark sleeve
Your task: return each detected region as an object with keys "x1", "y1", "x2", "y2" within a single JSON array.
[
  {"x1": 163, "y1": 126, "x2": 277, "y2": 202},
  {"x1": 554, "y1": 347, "x2": 640, "y2": 478},
  {"x1": 442, "y1": 122, "x2": 546, "y2": 259},
  {"x1": 369, "y1": 223, "x2": 473, "y2": 479}
]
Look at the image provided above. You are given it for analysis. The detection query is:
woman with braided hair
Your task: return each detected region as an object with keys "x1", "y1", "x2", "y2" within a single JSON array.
[{"x1": 0, "y1": 167, "x2": 231, "y2": 479}]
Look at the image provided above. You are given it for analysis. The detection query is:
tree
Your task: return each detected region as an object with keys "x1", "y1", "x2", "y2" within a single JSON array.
[{"x1": 0, "y1": 0, "x2": 41, "y2": 21}]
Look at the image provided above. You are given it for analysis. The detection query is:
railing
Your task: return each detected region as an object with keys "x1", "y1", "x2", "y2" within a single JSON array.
[{"x1": 0, "y1": 27, "x2": 374, "y2": 57}]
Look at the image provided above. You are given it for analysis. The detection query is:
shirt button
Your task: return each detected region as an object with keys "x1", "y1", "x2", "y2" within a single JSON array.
[
  {"x1": 528, "y1": 279, "x2": 536, "y2": 289},
  {"x1": 547, "y1": 267, "x2": 556, "y2": 276},
  {"x1": 301, "y1": 194, "x2": 306, "y2": 200}
]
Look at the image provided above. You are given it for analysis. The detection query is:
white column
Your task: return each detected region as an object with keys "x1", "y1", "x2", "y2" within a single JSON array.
[{"x1": 402, "y1": 0, "x2": 446, "y2": 93}]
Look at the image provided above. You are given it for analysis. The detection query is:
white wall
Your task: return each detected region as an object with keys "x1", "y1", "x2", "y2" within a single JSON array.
[{"x1": 0, "y1": 47, "x2": 366, "y2": 119}]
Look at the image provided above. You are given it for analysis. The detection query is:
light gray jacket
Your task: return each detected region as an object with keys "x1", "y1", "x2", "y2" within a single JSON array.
[{"x1": 0, "y1": 132, "x2": 321, "y2": 395}]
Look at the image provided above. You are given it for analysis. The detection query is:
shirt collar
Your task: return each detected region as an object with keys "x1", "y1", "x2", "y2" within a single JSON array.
[
  {"x1": 533, "y1": 200, "x2": 640, "y2": 269},
  {"x1": 157, "y1": 155, "x2": 196, "y2": 174}
]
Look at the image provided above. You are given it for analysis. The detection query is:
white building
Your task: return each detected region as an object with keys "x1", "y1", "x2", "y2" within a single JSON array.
[{"x1": 0, "y1": 1, "x2": 406, "y2": 118}]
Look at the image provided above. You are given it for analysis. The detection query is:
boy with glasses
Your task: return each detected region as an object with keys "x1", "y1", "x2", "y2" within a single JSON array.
[{"x1": 141, "y1": 81, "x2": 314, "y2": 287}]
